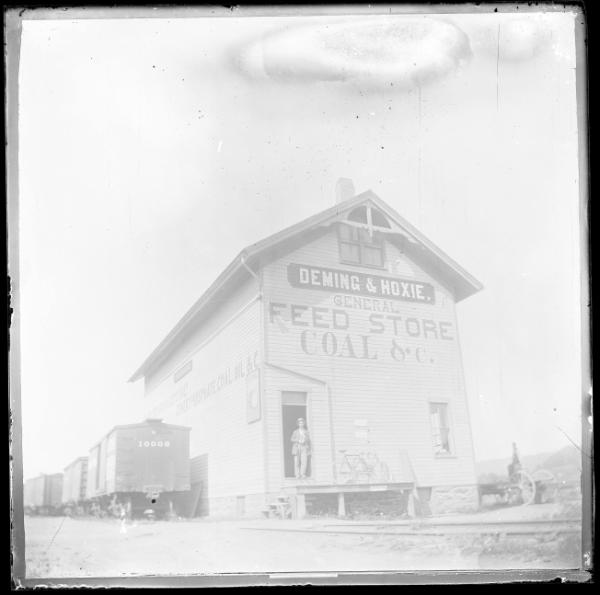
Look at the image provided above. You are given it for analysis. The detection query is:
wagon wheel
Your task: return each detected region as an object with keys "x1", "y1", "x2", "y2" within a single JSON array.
[{"x1": 518, "y1": 470, "x2": 536, "y2": 505}]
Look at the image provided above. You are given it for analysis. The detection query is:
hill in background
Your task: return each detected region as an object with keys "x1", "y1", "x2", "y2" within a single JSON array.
[{"x1": 475, "y1": 444, "x2": 582, "y2": 483}]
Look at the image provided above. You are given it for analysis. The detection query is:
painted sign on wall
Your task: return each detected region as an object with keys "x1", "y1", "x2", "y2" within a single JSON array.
[
  {"x1": 287, "y1": 263, "x2": 435, "y2": 304},
  {"x1": 175, "y1": 351, "x2": 259, "y2": 415},
  {"x1": 268, "y1": 301, "x2": 454, "y2": 365},
  {"x1": 147, "y1": 350, "x2": 260, "y2": 417}
]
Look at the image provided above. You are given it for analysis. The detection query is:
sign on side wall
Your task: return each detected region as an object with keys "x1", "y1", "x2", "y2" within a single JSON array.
[{"x1": 148, "y1": 350, "x2": 260, "y2": 418}]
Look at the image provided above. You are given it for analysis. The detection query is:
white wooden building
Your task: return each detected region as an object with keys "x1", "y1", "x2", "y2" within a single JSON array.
[{"x1": 129, "y1": 184, "x2": 483, "y2": 518}]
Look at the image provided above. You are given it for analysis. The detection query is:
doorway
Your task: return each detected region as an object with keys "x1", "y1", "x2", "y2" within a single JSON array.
[{"x1": 281, "y1": 391, "x2": 311, "y2": 478}]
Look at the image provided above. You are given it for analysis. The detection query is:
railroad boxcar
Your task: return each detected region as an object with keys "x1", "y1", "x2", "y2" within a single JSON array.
[
  {"x1": 23, "y1": 473, "x2": 64, "y2": 515},
  {"x1": 61, "y1": 456, "x2": 89, "y2": 514},
  {"x1": 85, "y1": 418, "x2": 191, "y2": 518}
]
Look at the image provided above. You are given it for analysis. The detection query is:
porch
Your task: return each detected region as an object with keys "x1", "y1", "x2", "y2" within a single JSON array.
[{"x1": 281, "y1": 481, "x2": 415, "y2": 519}]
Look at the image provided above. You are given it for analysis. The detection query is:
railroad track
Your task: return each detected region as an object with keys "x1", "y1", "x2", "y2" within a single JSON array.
[{"x1": 244, "y1": 518, "x2": 581, "y2": 538}]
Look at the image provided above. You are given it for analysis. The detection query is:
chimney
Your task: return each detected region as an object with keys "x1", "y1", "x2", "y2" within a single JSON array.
[{"x1": 335, "y1": 178, "x2": 356, "y2": 204}]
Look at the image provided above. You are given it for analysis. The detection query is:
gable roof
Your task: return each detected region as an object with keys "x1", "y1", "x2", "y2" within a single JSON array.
[{"x1": 129, "y1": 190, "x2": 483, "y2": 382}]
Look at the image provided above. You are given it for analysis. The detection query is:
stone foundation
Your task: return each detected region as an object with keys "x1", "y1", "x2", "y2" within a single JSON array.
[
  {"x1": 200, "y1": 485, "x2": 480, "y2": 518},
  {"x1": 298, "y1": 491, "x2": 410, "y2": 518},
  {"x1": 427, "y1": 485, "x2": 480, "y2": 515},
  {"x1": 202, "y1": 493, "x2": 268, "y2": 519}
]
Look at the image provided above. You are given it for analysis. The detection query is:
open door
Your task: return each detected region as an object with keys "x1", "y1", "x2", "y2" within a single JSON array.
[{"x1": 281, "y1": 391, "x2": 311, "y2": 478}]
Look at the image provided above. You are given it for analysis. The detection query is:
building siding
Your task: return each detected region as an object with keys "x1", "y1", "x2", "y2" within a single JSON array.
[
  {"x1": 262, "y1": 225, "x2": 477, "y2": 492},
  {"x1": 142, "y1": 274, "x2": 264, "y2": 508},
  {"x1": 144, "y1": 275, "x2": 260, "y2": 394}
]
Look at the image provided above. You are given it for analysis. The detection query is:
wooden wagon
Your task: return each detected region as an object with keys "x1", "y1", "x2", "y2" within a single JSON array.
[{"x1": 478, "y1": 468, "x2": 558, "y2": 507}]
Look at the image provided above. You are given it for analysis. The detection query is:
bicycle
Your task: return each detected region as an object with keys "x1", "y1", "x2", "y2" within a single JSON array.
[{"x1": 338, "y1": 450, "x2": 391, "y2": 483}]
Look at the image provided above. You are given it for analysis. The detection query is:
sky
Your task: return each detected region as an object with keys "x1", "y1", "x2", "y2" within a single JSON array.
[{"x1": 13, "y1": 7, "x2": 586, "y2": 479}]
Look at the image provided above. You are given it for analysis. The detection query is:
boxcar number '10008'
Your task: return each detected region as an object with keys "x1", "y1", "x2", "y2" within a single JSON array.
[{"x1": 138, "y1": 440, "x2": 171, "y2": 447}]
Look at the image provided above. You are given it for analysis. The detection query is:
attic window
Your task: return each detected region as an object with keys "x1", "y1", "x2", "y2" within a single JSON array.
[
  {"x1": 347, "y1": 206, "x2": 391, "y2": 229},
  {"x1": 338, "y1": 225, "x2": 384, "y2": 268},
  {"x1": 371, "y1": 209, "x2": 391, "y2": 228},
  {"x1": 348, "y1": 206, "x2": 368, "y2": 224}
]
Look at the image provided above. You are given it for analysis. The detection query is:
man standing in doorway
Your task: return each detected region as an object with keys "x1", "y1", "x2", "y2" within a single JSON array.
[{"x1": 291, "y1": 418, "x2": 311, "y2": 479}]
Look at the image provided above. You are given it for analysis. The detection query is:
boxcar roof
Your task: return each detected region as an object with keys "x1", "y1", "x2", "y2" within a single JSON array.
[
  {"x1": 26, "y1": 473, "x2": 63, "y2": 481},
  {"x1": 129, "y1": 190, "x2": 483, "y2": 382}
]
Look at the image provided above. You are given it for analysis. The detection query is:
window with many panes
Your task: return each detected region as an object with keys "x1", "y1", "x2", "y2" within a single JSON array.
[
  {"x1": 338, "y1": 225, "x2": 385, "y2": 268},
  {"x1": 429, "y1": 402, "x2": 452, "y2": 455}
]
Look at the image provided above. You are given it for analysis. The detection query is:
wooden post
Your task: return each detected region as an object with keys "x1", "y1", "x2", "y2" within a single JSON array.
[
  {"x1": 289, "y1": 494, "x2": 298, "y2": 519},
  {"x1": 337, "y1": 492, "x2": 346, "y2": 517},
  {"x1": 407, "y1": 490, "x2": 416, "y2": 517}
]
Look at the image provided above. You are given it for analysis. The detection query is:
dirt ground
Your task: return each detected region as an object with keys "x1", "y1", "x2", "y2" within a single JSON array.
[{"x1": 20, "y1": 502, "x2": 582, "y2": 580}]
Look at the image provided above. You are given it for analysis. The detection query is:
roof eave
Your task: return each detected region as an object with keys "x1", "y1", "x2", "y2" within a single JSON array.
[
  {"x1": 128, "y1": 193, "x2": 369, "y2": 383},
  {"x1": 364, "y1": 192, "x2": 484, "y2": 297},
  {"x1": 127, "y1": 249, "x2": 249, "y2": 382}
]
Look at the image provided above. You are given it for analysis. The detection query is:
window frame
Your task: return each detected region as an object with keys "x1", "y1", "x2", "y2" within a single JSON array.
[{"x1": 337, "y1": 223, "x2": 387, "y2": 270}]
